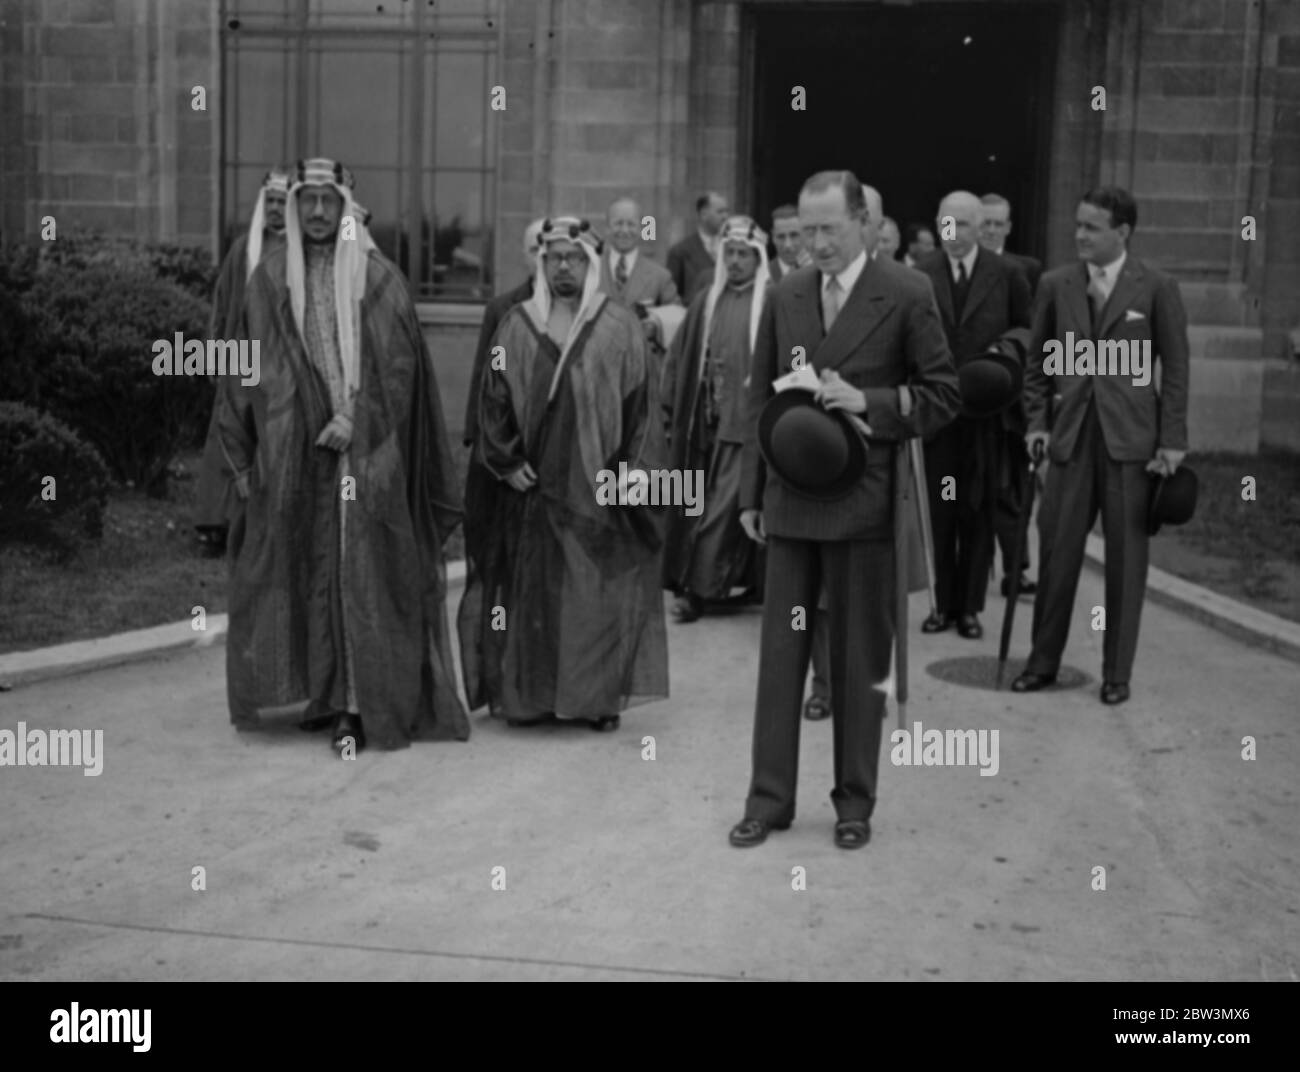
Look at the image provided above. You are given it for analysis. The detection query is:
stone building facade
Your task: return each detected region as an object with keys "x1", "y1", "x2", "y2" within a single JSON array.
[{"x1": 2, "y1": 0, "x2": 1297, "y2": 449}]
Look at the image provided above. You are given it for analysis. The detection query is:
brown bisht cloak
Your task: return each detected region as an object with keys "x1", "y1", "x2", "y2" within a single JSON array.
[
  {"x1": 475, "y1": 296, "x2": 670, "y2": 720},
  {"x1": 219, "y1": 245, "x2": 468, "y2": 747},
  {"x1": 661, "y1": 285, "x2": 763, "y2": 599},
  {"x1": 195, "y1": 232, "x2": 284, "y2": 531}
]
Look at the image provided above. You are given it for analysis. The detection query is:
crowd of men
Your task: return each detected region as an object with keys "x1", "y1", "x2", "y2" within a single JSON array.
[{"x1": 199, "y1": 157, "x2": 1191, "y2": 851}]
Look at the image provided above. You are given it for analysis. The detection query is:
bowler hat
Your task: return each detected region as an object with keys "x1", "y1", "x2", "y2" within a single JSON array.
[
  {"x1": 958, "y1": 346, "x2": 1023, "y2": 418},
  {"x1": 1147, "y1": 466, "x2": 1198, "y2": 535},
  {"x1": 757, "y1": 389, "x2": 868, "y2": 501}
]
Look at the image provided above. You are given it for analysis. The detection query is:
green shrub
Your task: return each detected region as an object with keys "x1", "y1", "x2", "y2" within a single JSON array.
[
  {"x1": 10, "y1": 262, "x2": 215, "y2": 494},
  {"x1": 35, "y1": 231, "x2": 217, "y2": 301},
  {"x1": 0, "y1": 401, "x2": 111, "y2": 551}
]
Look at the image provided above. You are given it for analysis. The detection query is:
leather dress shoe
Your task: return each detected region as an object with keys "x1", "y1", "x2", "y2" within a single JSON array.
[
  {"x1": 587, "y1": 714, "x2": 620, "y2": 732},
  {"x1": 331, "y1": 713, "x2": 365, "y2": 753},
  {"x1": 956, "y1": 613, "x2": 983, "y2": 640},
  {"x1": 728, "y1": 817, "x2": 790, "y2": 848},
  {"x1": 803, "y1": 696, "x2": 831, "y2": 721},
  {"x1": 1100, "y1": 681, "x2": 1130, "y2": 705},
  {"x1": 672, "y1": 593, "x2": 703, "y2": 623},
  {"x1": 834, "y1": 819, "x2": 871, "y2": 849},
  {"x1": 1010, "y1": 671, "x2": 1056, "y2": 692},
  {"x1": 921, "y1": 612, "x2": 953, "y2": 634},
  {"x1": 1001, "y1": 574, "x2": 1038, "y2": 598}
]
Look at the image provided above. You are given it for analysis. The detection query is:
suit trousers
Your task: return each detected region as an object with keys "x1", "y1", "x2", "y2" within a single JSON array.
[
  {"x1": 925, "y1": 421, "x2": 997, "y2": 616},
  {"x1": 1027, "y1": 401, "x2": 1150, "y2": 684},
  {"x1": 995, "y1": 435, "x2": 1033, "y2": 577},
  {"x1": 745, "y1": 535, "x2": 895, "y2": 824}
]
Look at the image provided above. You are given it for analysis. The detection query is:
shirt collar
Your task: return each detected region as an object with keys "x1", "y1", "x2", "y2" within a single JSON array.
[
  {"x1": 947, "y1": 245, "x2": 978, "y2": 280},
  {"x1": 699, "y1": 229, "x2": 718, "y2": 255},
  {"x1": 1090, "y1": 248, "x2": 1127, "y2": 283},
  {"x1": 822, "y1": 248, "x2": 868, "y2": 296},
  {"x1": 611, "y1": 246, "x2": 638, "y2": 271}
]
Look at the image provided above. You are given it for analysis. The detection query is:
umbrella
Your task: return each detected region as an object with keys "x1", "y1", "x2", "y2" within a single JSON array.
[
  {"x1": 996, "y1": 440, "x2": 1046, "y2": 688},
  {"x1": 894, "y1": 439, "x2": 912, "y2": 730},
  {"x1": 908, "y1": 437, "x2": 938, "y2": 618}
]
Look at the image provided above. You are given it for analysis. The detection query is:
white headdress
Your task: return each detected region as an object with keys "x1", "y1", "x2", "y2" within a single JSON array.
[
  {"x1": 696, "y1": 214, "x2": 771, "y2": 384},
  {"x1": 245, "y1": 167, "x2": 291, "y2": 280},
  {"x1": 284, "y1": 157, "x2": 369, "y2": 411}
]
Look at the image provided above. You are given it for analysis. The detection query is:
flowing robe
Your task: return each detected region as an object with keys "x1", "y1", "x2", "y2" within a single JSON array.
[
  {"x1": 196, "y1": 231, "x2": 285, "y2": 531},
  {"x1": 218, "y1": 244, "x2": 468, "y2": 747},
  {"x1": 457, "y1": 277, "x2": 533, "y2": 715},
  {"x1": 477, "y1": 297, "x2": 669, "y2": 720},
  {"x1": 661, "y1": 284, "x2": 762, "y2": 599}
]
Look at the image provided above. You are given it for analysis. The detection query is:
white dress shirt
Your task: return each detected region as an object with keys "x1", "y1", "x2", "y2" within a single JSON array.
[
  {"x1": 610, "y1": 247, "x2": 639, "y2": 277},
  {"x1": 1088, "y1": 248, "x2": 1127, "y2": 303},
  {"x1": 699, "y1": 229, "x2": 719, "y2": 259},
  {"x1": 947, "y1": 245, "x2": 979, "y2": 283},
  {"x1": 821, "y1": 248, "x2": 868, "y2": 300}
]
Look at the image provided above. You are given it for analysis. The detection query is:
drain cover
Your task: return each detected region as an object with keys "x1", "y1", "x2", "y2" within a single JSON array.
[{"x1": 926, "y1": 656, "x2": 1091, "y2": 692}]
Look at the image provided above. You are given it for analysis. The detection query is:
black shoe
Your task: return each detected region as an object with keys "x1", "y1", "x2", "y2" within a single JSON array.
[
  {"x1": 331, "y1": 713, "x2": 365, "y2": 753},
  {"x1": 956, "y1": 613, "x2": 983, "y2": 640},
  {"x1": 1010, "y1": 671, "x2": 1056, "y2": 692},
  {"x1": 1001, "y1": 574, "x2": 1038, "y2": 598},
  {"x1": 834, "y1": 819, "x2": 871, "y2": 849},
  {"x1": 803, "y1": 696, "x2": 831, "y2": 721},
  {"x1": 728, "y1": 817, "x2": 790, "y2": 848},
  {"x1": 921, "y1": 612, "x2": 952, "y2": 634},
  {"x1": 1100, "y1": 681, "x2": 1130, "y2": 705},
  {"x1": 672, "y1": 593, "x2": 703, "y2": 623},
  {"x1": 587, "y1": 714, "x2": 620, "y2": 732}
]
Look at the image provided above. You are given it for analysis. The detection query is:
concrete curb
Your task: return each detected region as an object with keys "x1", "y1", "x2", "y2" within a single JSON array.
[
  {"x1": 1084, "y1": 534, "x2": 1300, "y2": 665},
  {"x1": 5, "y1": 545, "x2": 1298, "y2": 688},
  {"x1": 0, "y1": 561, "x2": 468, "y2": 691}
]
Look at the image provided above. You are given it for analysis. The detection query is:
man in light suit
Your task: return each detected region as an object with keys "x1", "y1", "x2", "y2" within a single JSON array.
[
  {"x1": 600, "y1": 196, "x2": 680, "y2": 310},
  {"x1": 918, "y1": 191, "x2": 1033, "y2": 641},
  {"x1": 730, "y1": 170, "x2": 960, "y2": 850},
  {"x1": 1012, "y1": 186, "x2": 1190, "y2": 706},
  {"x1": 668, "y1": 191, "x2": 729, "y2": 303}
]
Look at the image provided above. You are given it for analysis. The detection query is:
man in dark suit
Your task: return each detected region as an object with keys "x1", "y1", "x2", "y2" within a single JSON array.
[
  {"x1": 979, "y1": 193, "x2": 1042, "y2": 293},
  {"x1": 918, "y1": 191, "x2": 1032, "y2": 640},
  {"x1": 1012, "y1": 186, "x2": 1190, "y2": 706},
  {"x1": 730, "y1": 170, "x2": 960, "y2": 850},
  {"x1": 769, "y1": 203, "x2": 812, "y2": 283},
  {"x1": 667, "y1": 191, "x2": 728, "y2": 303}
]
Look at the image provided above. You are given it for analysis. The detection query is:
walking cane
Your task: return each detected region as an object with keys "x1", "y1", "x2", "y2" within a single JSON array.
[
  {"x1": 996, "y1": 439, "x2": 1046, "y2": 689},
  {"x1": 908, "y1": 437, "x2": 938, "y2": 618},
  {"x1": 894, "y1": 439, "x2": 911, "y2": 732}
]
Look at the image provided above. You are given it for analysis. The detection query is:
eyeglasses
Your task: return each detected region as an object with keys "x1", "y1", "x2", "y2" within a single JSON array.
[{"x1": 544, "y1": 251, "x2": 589, "y2": 268}]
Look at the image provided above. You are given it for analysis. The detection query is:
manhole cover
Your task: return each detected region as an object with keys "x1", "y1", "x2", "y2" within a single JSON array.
[{"x1": 926, "y1": 656, "x2": 1091, "y2": 692}]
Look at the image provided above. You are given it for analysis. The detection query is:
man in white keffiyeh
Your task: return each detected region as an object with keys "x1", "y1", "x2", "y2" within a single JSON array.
[
  {"x1": 475, "y1": 214, "x2": 670, "y2": 731},
  {"x1": 661, "y1": 214, "x2": 771, "y2": 621}
]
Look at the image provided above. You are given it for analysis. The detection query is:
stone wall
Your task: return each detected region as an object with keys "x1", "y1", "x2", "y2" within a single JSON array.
[{"x1": 1, "y1": 0, "x2": 216, "y2": 247}]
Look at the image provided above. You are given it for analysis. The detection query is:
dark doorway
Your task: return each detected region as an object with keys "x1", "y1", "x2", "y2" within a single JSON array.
[{"x1": 745, "y1": 2, "x2": 1058, "y2": 262}]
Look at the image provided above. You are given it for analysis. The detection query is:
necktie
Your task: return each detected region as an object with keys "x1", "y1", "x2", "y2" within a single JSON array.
[
  {"x1": 616, "y1": 254, "x2": 628, "y2": 289},
  {"x1": 952, "y1": 259, "x2": 971, "y2": 320},
  {"x1": 1087, "y1": 268, "x2": 1107, "y2": 335},
  {"x1": 823, "y1": 276, "x2": 842, "y2": 332}
]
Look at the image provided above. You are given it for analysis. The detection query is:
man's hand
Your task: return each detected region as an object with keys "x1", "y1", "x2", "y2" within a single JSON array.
[
  {"x1": 505, "y1": 461, "x2": 538, "y2": 493},
  {"x1": 233, "y1": 472, "x2": 251, "y2": 502},
  {"x1": 641, "y1": 317, "x2": 663, "y2": 347},
  {"x1": 1025, "y1": 431, "x2": 1050, "y2": 462},
  {"x1": 1146, "y1": 448, "x2": 1186, "y2": 477},
  {"x1": 315, "y1": 414, "x2": 352, "y2": 453},
  {"x1": 740, "y1": 508, "x2": 766, "y2": 546},
  {"x1": 814, "y1": 368, "x2": 867, "y2": 414}
]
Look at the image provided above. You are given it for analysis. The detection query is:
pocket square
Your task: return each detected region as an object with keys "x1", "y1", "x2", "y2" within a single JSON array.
[{"x1": 1124, "y1": 310, "x2": 1146, "y2": 322}]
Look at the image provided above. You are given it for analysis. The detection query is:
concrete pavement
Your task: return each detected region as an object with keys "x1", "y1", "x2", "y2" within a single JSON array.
[{"x1": 1, "y1": 567, "x2": 1296, "y2": 981}]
